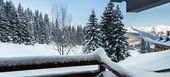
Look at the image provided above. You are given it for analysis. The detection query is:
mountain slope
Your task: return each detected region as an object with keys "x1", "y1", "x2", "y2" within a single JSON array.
[{"x1": 126, "y1": 27, "x2": 157, "y2": 45}]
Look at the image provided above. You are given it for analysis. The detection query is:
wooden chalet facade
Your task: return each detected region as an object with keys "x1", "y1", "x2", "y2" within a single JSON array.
[
  {"x1": 155, "y1": 43, "x2": 170, "y2": 52},
  {"x1": 154, "y1": 31, "x2": 170, "y2": 52}
]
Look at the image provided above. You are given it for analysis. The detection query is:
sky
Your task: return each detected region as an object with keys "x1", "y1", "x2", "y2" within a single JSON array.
[{"x1": 4, "y1": 0, "x2": 170, "y2": 27}]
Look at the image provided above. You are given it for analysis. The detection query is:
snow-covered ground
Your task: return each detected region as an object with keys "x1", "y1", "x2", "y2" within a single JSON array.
[
  {"x1": 119, "y1": 50, "x2": 170, "y2": 77},
  {"x1": 0, "y1": 43, "x2": 169, "y2": 77},
  {"x1": 0, "y1": 45, "x2": 132, "y2": 77},
  {"x1": 0, "y1": 43, "x2": 83, "y2": 57}
]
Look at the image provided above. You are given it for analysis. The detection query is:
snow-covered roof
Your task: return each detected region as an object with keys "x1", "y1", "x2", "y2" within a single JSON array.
[{"x1": 144, "y1": 37, "x2": 170, "y2": 47}]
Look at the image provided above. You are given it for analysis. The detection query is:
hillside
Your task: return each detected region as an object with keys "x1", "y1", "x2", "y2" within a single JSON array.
[
  {"x1": 129, "y1": 25, "x2": 170, "y2": 36},
  {"x1": 126, "y1": 27, "x2": 157, "y2": 45}
]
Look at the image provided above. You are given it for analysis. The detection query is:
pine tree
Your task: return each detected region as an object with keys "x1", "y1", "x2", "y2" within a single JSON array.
[
  {"x1": 33, "y1": 10, "x2": 40, "y2": 43},
  {"x1": 38, "y1": 12, "x2": 46, "y2": 44},
  {"x1": 43, "y1": 14, "x2": 50, "y2": 44},
  {"x1": 76, "y1": 25, "x2": 84, "y2": 45},
  {"x1": 51, "y1": 18, "x2": 60, "y2": 44},
  {"x1": 0, "y1": 0, "x2": 3, "y2": 5},
  {"x1": 0, "y1": 0, "x2": 10, "y2": 42},
  {"x1": 111, "y1": 6, "x2": 129, "y2": 62},
  {"x1": 71, "y1": 26, "x2": 77, "y2": 45},
  {"x1": 100, "y1": 0, "x2": 115, "y2": 54},
  {"x1": 25, "y1": 8, "x2": 35, "y2": 45},
  {"x1": 83, "y1": 9, "x2": 100, "y2": 54},
  {"x1": 140, "y1": 38, "x2": 151, "y2": 53},
  {"x1": 4, "y1": 1, "x2": 19, "y2": 43},
  {"x1": 100, "y1": 0, "x2": 129, "y2": 62},
  {"x1": 17, "y1": 3, "x2": 32, "y2": 44}
]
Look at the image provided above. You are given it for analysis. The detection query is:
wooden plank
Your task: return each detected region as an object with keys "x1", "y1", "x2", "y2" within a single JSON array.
[
  {"x1": 126, "y1": 0, "x2": 170, "y2": 12},
  {"x1": 0, "y1": 60, "x2": 99, "y2": 72},
  {"x1": 34, "y1": 71, "x2": 99, "y2": 77}
]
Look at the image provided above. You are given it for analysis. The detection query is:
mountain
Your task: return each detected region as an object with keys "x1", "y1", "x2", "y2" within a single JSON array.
[
  {"x1": 126, "y1": 27, "x2": 158, "y2": 45},
  {"x1": 137, "y1": 25, "x2": 170, "y2": 36},
  {"x1": 126, "y1": 25, "x2": 170, "y2": 45}
]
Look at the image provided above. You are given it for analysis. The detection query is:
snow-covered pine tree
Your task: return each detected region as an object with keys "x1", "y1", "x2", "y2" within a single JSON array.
[
  {"x1": 0, "y1": 0, "x2": 10, "y2": 42},
  {"x1": 100, "y1": 0, "x2": 115, "y2": 54},
  {"x1": 76, "y1": 25, "x2": 84, "y2": 45},
  {"x1": 0, "y1": 0, "x2": 3, "y2": 5},
  {"x1": 43, "y1": 14, "x2": 50, "y2": 44},
  {"x1": 25, "y1": 8, "x2": 35, "y2": 45},
  {"x1": 38, "y1": 12, "x2": 46, "y2": 44},
  {"x1": 71, "y1": 26, "x2": 77, "y2": 46},
  {"x1": 4, "y1": 1, "x2": 20, "y2": 43},
  {"x1": 100, "y1": 0, "x2": 129, "y2": 62},
  {"x1": 17, "y1": 3, "x2": 32, "y2": 44},
  {"x1": 140, "y1": 38, "x2": 146, "y2": 53},
  {"x1": 51, "y1": 18, "x2": 61, "y2": 44},
  {"x1": 83, "y1": 9, "x2": 100, "y2": 54},
  {"x1": 111, "y1": 6, "x2": 129, "y2": 62},
  {"x1": 140, "y1": 38, "x2": 151, "y2": 53},
  {"x1": 33, "y1": 10, "x2": 41, "y2": 43}
]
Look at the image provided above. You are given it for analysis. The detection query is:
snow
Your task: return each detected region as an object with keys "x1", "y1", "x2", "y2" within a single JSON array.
[
  {"x1": 118, "y1": 50, "x2": 170, "y2": 77},
  {"x1": 93, "y1": 48, "x2": 134, "y2": 77},
  {"x1": 0, "y1": 45, "x2": 133, "y2": 77},
  {"x1": 140, "y1": 25, "x2": 170, "y2": 35},
  {"x1": 1, "y1": 43, "x2": 170, "y2": 77},
  {"x1": 129, "y1": 49, "x2": 141, "y2": 56},
  {"x1": 144, "y1": 37, "x2": 170, "y2": 46},
  {"x1": 0, "y1": 43, "x2": 83, "y2": 57},
  {"x1": 127, "y1": 25, "x2": 170, "y2": 36},
  {"x1": 126, "y1": 27, "x2": 157, "y2": 46},
  {"x1": 97, "y1": 71, "x2": 117, "y2": 77},
  {"x1": 0, "y1": 65, "x2": 99, "y2": 77}
]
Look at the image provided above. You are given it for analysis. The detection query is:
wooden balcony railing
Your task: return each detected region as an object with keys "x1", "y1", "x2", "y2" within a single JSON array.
[{"x1": 0, "y1": 48, "x2": 133, "y2": 77}]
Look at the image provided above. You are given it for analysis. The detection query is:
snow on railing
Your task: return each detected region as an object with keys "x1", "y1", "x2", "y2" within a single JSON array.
[{"x1": 0, "y1": 48, "x2": 134, "y2": 77}]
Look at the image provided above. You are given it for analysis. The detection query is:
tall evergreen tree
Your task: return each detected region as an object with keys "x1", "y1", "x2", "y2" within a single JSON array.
[
  {"x1": 17, "y1": 3, "x2": 32, "y2": 44},
  {"x1": 140, "y1": 39, "x2": 151, "y2": 53},
  {"x1": 38, "y1": 12, "x2": 46, "y2": 44},
  {"x1": 33, "y1": 10, "x2": 40, "y2": 43},
  {"x1": 76, "y1": 25, "x2": 84, "y2": 45},
  {"x1": 4, "y1": 1, "x2": 19, "y2": 43},
  {"x1": 111, "y1": 6, "x2": 129, "y2": 62},
  {"x1": 100, "y1": 0, "x2": 129, "y2": 62},
  {"x1": 100, "y1": 0, "x2": 116, "y2": 59},
  {"x1": 43, "y1": 14, "x2": 50, "y2": 44},
  {"x1": 0, "y1": 0, "x2": 10, "y2": 42},
  {"x1": 83, "y1": 10, "x2": 100, "y2": 54},
  {"x1": 0, "y1": 0, "x2": 3, "y2": 5},
  {"x1": 25, "y1": 8, "x2": 35, "y2": 44}
]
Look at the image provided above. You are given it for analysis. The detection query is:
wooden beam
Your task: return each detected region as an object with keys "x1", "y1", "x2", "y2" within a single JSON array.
[
  {"x1": 126, "y1": 0, "x2": 170, "y2": 12},
  {"x1": 0, "y1": 60, "x2": 99, "y2": 72}
]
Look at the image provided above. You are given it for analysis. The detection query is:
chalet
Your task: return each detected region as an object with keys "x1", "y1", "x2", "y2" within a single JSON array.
[{"x1": 154, "y1": 31, "x2": 170, "y2": 52}]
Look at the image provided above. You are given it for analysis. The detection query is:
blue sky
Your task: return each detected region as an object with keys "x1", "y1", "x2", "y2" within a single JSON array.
[{"x1": 4, "y1": 0, "x2": 170, "y2": 27}]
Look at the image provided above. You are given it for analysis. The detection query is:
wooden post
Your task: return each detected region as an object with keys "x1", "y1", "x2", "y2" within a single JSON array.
[{"x1": 99, "y1": 64, "x2": 106, "y2": 73}]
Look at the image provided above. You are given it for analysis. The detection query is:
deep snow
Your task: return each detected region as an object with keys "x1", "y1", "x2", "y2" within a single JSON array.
[
  {"x1": 118, "y1": 50, "x2": 170, "y2": 77},
  {"x1": 0, "y1": 43, "x2": 169, "y2": 77},
  {"x1": 0, "y1": 45, "x2": 133, "y2": 77},
  {"x1": 0, "y1": 43, "x2": 83, "y2": 57}
]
